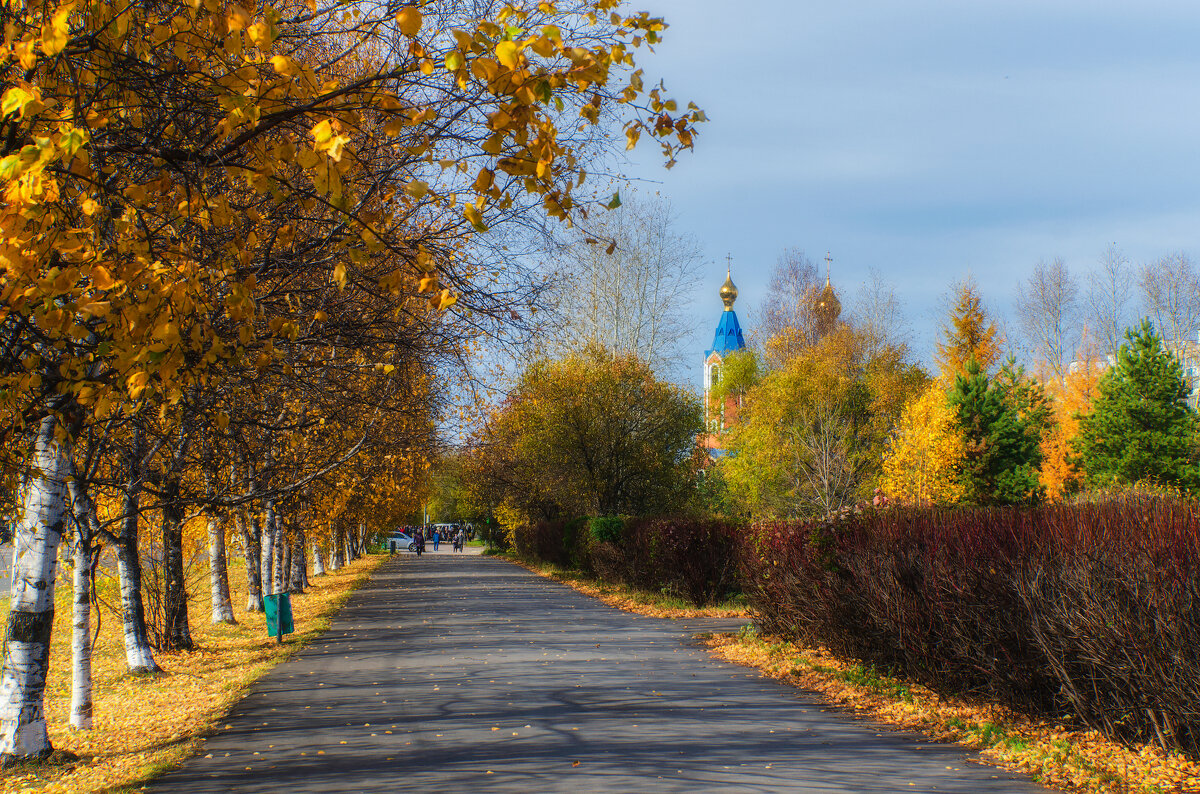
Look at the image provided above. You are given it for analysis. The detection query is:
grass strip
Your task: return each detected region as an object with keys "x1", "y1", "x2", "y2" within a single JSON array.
[
  {"x1": 1, "y1": 554, "x2": 386, "y2": 794},
  {"x1": 504, "y1": 552, "x2": 748, "y2": 619},
  {"x1": 706, "y1": 629, "x2": 1200, "y2": 794}
]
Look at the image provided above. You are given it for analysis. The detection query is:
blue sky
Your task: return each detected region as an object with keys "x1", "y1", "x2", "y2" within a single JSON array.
[{"x1": 616, "y1": 0, "x2": 1200, "y2": 386}]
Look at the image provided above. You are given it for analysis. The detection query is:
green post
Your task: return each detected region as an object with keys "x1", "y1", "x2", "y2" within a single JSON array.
[{"x1": 264, "y1": 593, "x2": 295, "y2": 642}]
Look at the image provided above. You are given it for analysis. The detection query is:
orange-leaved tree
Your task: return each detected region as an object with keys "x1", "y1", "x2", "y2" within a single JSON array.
[
  {"x1": 1039, "y1": 340, "x2": 1105, "y2": 500},
  {"x1": 936, "y1": 277, "x2": 1000, "y2": 378}
]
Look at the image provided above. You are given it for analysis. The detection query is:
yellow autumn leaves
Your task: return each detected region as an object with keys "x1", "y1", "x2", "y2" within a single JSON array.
[
  {"x1": 0, "y1": 0, "x2": 704, "y2": 461},
  {"x1": 880, "y1": 379, "x2": 967, "y2": 507}
]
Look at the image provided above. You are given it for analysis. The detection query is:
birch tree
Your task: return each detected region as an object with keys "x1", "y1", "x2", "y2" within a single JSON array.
[
  {"x1": 64, "y1": 466, "x2": 100, "y2": 731},
  {"x1": 1015, "y1": 257, "x2": 1080, "y2": 383},
  {"x1": 1085, "y1": 245, "x2": 1136, "y2": 361},
  {"x1": 547, "y1": 195, "x2": 702, "y2": 376},
  {"x1": 0, "y1": 417, "x2": 68, "y2": 759},
  {"x1": 113, "y1": 423, "x2": 159, "y2": 674},
  {"x1": 207, "y1": 513, "x2": 235, "y2": 625},
  {"x1": 849, "y1": 269, "x2": 910, "y2": 360},
  {"x1": 755, "y1": 249, "x2": 822, "y2": 368},
  {"x1": 1140, "y1": 252, "x2": 1200, "y2": 347}
]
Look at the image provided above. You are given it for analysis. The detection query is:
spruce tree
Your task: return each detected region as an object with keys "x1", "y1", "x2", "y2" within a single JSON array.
[
  {"x1": 1077, "y1": 320, "x2": 1199, "y2": 491},
  {"x1": 949, "y1": 359, "x2": 1043, "y2": 505}
]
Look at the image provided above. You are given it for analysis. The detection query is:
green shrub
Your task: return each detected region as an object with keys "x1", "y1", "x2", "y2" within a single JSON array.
[{"x1": 588, "y1": 515, "x2": 624, "y2": 545}]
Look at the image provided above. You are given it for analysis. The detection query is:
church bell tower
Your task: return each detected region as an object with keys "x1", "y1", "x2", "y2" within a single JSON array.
[{"x1": 702, "y1": 261, "x2": 746, "y2": 451}]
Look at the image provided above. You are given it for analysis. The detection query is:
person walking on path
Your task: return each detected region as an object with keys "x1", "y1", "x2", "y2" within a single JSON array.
[
  {"x1": 432, "y1": 528, "x2": 441, "y2": 551},
  {"x1": 413, "y1": 531, "x2": 424, "y2": 557}
]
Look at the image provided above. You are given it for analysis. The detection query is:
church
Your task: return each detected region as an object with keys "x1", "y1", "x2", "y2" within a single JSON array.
[
  {"x1": 700, "y1": 258, "x2": 841, "y2": 455},
  {"x1": 700, "y1": 269, "x2": 745, "y2": 455}
]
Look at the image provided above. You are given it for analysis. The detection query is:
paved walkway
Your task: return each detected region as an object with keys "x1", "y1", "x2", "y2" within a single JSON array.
[{"x1": 154, "y1": 554, "x2": 1045, "y2": 792}]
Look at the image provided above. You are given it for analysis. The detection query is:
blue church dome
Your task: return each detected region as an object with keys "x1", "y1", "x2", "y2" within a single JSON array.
[
  {"x1": 708, "y1": 310, "x2": 745, "y2": 357},
  {"x1": 706, "y1": 270, "x2": 745, "y2": 357}
]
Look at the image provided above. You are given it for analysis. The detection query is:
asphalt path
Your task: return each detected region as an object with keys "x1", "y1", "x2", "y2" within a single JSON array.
[{"x1": 154, "y1": 553, "x2": 1046, "y2": 793}]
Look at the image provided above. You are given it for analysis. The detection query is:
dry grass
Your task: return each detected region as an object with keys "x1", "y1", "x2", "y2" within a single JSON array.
[
  {"x1": 507, "y1": 555, "x2": 748, "y2": 619},
  {"x1": 707, "y1": 631, "x2": 1200, "y2": 794},
  {"x1": 0, "y1": 554, "x2": 385, "y2": 794}
]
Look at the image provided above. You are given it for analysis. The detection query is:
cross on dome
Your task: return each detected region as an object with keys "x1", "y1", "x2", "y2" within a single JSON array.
[{"x1": 719, "y1": 257, "x2": 738, "y2": 311}]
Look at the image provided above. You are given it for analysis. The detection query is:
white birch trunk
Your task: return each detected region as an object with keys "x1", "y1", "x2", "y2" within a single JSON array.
[
  {"x1": 160, "y1": 479, "x2": 193, "y2": 651},
  {"x1": 69, "y1": 531, "x2": 91, "y2": 730},
  {"x1": 281, "y1": 533, "x2": 291, "y2": 591},
  {"x1": 271, "y1": 511, "x2": 285, "y2": 597},
  {"x1": 0, "y1": 416, "x2": 68, "y2": 759},
  {"x1": 115, "y1": 550, "x2": 158, "y2": 673},
  {"x1": 115, "y1": 431, "x2": 158, "y2": 674},
  {"x1": 208, "y1": 515, "x2": 235, "y2": 624},
  {"x1": 66, "y1": 478, "x2": 96, "y2": 731},
  {"x1": 288, "y1": 524, "x2": 305, "y2": 593},
  {"x1": 312, "y1": 543, "x2": 325, "y2": 577},
  {"x1": 260, "y1": 503, "x2": 275, "y2": 597},
  {"x1": 244, "y1": 510, "x2": 264, "y2": 612},
  {"x1": 330, "y1": 524, "x2": 343, "y2": 571}
]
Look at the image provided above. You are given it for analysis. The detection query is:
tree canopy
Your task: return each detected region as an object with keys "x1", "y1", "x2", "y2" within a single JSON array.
[
  {"x1": 719, "y1": 327, "x2": 926, "y2": 519},
  {"x1": 465, "y1": 346, "x2": 701, "y2": 524},
  {"x1": 937, "y1": 277, "x2": 1000, "y2": 377}
]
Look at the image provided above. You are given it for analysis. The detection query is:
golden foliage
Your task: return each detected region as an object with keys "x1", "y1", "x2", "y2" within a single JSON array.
[
  {"x1": 708, "y1": 633, "x2": 1200, "y2": 794},
  {"x1": 881, "y1": 378, "x2": 965, "y2": 506},
  {"x1": 721, "y1": 327, "x2": 926, "y2": 519},
  {"x1": 1039, "y1": 354, "x2": 1105, "y2": 501},
  {"x1": 467, "y1": 347, "x2": 701, "y2": 520},
  {"x1": 0, "y1": 0, "x2": 704, "y2": 493},
  {"x1": 937, "y1": 278, "x2": 1000, "y2": 378}
]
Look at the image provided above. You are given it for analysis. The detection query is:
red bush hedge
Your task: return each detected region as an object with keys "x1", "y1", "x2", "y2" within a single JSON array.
[
  {"x1": 514, "y1": 516, "x2": 740, "y2": 606},
  {"x1": 739, "y1": 496, "x2": 1200, "y2": 758}
]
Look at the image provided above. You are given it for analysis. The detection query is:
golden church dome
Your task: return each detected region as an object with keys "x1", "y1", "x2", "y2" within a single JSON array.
[
  {"x1": 720, "y1": 270, "x2": 738, "y2": 311},
  {"x1": 815, "y1": 275, "x2": 841, "y2": 318}
]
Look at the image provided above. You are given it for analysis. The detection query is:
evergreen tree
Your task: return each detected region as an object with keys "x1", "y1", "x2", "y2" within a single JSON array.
[
  {"x1": 994, "y1": 355, "x2": 1054, "y2": 457},
  {"x1": 949, "y1": 359, "x2": 1044, "y2": 505},
  {"x1": 937, "y1": 277, "x2": 1000, "y2": 378},
  {"x1": 1077, "y1": 320, "x2": 1199, "y2": 491}
]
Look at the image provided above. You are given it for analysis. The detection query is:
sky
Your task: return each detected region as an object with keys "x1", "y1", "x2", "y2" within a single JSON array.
[{"x1": 614, "y1": 0, "x2": 1200, "y2": 388}]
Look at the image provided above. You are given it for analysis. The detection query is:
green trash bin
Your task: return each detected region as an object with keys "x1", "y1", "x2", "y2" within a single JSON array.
[{"x1": 264, "y1": 593, "x2": 294, "y2": 641}]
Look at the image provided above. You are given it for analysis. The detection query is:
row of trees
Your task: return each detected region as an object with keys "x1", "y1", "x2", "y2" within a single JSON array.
[
  {"x1": 886, "y1": 282, "x2": 1200, "y2": 506},
  {"x1": 706, "y1": 250, "x2": 1200, "y2": 519},
  {"x1": 1015, "y1": 247, "x2": 1200, "y2": 380},
  {"x1": 0, "y1": 0, "x2": 702, "y2": 761}
]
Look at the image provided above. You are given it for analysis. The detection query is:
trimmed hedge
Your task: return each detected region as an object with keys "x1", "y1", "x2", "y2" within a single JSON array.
[
  {"x1": 739, "y1": 496, "x2": 1200, "y2": 758},
  {"x1": 514, "y1": 516, "x2": 740, "y2": 607}
]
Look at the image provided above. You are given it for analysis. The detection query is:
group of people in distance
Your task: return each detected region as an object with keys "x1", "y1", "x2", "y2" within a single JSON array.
[{"x1": 400, "y1": 524, "x2": 471, "y2": 556}]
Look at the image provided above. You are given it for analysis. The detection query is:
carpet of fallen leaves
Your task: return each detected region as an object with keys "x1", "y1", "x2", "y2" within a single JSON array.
[
  {"x1": 707, "y1": 633, "x2": 1200, "y2": 794},
  {"x1": 509, "y1": 557, "x2": 749, "y2": 619},
  {"x1": 0, "y1": 554, "x2": 385, "y2": 794}
]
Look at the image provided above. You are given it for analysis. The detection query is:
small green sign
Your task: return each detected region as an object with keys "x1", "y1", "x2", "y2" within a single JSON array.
[{"x1": 264, "y1": 593, "x2": 294, "y2": 638}]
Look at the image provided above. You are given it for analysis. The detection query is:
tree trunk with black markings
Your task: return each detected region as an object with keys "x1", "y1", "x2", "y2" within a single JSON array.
[{"x1": 0, "y1": 416, "x2": 68, "y2": 760}]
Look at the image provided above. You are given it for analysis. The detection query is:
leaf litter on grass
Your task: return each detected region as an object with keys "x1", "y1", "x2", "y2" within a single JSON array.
[
  {"x1": 707, "y1": 633, "x2": 1200, "y2": 794},
  {"x1": 0, "y1": 555, "x2": 385, "y2": 794}
]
